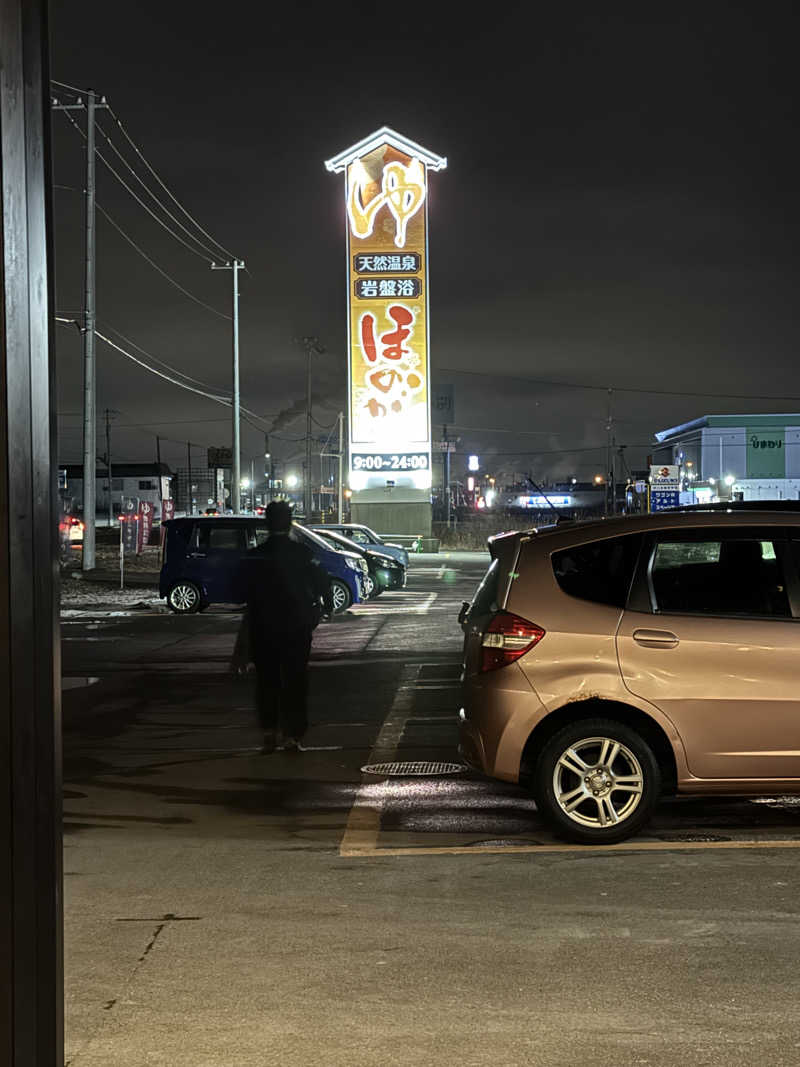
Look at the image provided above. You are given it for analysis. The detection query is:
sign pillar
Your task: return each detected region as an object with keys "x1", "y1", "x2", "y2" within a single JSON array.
[{"x1": 325, "y1": 128, "x2": 446, "y2": 536}]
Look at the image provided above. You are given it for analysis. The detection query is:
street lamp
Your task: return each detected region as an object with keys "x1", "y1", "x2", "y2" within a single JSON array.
[{"x1": 286, "y1": 474, "x2": 299, "y2": 489}]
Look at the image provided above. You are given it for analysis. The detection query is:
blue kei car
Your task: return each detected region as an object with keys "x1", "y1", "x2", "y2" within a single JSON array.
[{"x1": 158, "y1": 517, "x2": 368, "y2": 614}]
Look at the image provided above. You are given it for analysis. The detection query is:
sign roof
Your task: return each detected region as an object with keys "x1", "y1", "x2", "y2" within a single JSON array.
[{"x1": 324, "y1": 127, "x2": 447, "y2": 173}]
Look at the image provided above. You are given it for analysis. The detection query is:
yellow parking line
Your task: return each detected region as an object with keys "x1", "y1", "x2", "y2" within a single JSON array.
[
  {"x1": 341, "y1": 838, "x2": 800, "y2": 858},
  {"x1": 339, "y1": 662, "x2": 421, "y2": 856}
]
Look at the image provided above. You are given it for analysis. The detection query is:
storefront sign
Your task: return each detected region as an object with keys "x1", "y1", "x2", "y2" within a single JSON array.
[
  {"x1": 326, "y1": 128, "x2": 446, "y2": 491},
  {"x1": 650, "y1": 465, "x2": 680, "y2": 512},
  {"x1": 747, "y1": 428, "x2": 785, "y2": 479}
]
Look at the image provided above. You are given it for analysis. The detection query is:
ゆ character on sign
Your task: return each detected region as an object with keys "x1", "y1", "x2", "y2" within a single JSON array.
[{"x1": 348, "y1": 158, "x2": 426, "y2": 249}]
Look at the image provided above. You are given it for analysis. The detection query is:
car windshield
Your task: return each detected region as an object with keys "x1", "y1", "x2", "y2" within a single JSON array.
[
  {"x1": 322, "y1": 530, "x2": 364, "y2": 553},
  {"x1": 294, "y1": 523, "x2": 358, "y2": 557}
]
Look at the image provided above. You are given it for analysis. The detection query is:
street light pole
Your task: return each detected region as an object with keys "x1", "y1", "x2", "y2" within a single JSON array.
[
  {"x1": 337, "y1": 410, "x2": 344, "y2": 523},
  {"x1": 300, "y1": 336, "x2": 324, "y2": 520},
  {"x1": 212, "y1": 259, "x2": 245, "y2": 512}
]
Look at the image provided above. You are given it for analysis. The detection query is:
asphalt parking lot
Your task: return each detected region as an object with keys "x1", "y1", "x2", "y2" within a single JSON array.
[{"x1": 61, "y1": 551, "x2": 800, "y2": 1066}]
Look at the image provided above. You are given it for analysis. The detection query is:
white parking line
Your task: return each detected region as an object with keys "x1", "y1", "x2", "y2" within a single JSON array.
[{"x1": 351, "y1": 592, "x2": 437, "y2": 616}]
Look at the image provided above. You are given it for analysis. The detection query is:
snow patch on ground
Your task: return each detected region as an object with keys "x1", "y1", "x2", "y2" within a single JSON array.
[{"x1": 60, "y1": 580, "x2": 164, "y2": 615}]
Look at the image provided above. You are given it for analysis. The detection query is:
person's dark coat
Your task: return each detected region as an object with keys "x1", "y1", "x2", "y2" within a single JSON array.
[{"x1": 245, "y1": 534, "x2": 332, "y2": 649}]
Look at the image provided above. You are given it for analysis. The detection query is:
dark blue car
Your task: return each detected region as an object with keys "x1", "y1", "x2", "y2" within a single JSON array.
[{"x1": 159, "y1": 517, "x2": 367, "y2": 614}]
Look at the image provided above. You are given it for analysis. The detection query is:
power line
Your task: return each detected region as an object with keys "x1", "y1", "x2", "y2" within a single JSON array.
[
  {"x1": 55, "y1": 183, "x2": 231, "y2": 323},
  {"x1": 56, "y1": 318, "x2": 271, "y2": 434},
  {"x1": 96, "y1": 204, "x2": 231, "y2": 320},
  {"x1": 105, "y1": 102, "x2": 237, "y2": 263},
  {"x1": 52, "y1": 82, "x2": 239, "y2": 265},
  {"x1": 99, "y1": 320, "x2": 231, "y2": 394},
  {"x1": 55, "y1": 317, "x2": 228, "y2": 404},
  {"x1": 440, "y1": 367, "x2": 800, "y2": 404},
  {"x1": 96, "y1": 329, "x2": 229, "y2": 403},
  {"x1": 94, "y1": 117, "x2": 226, "y2": 262},
  {"x1": 51, "y1": 78, "x2": 84, "y2": 95},
  {"x1": 58, "y1": 107, "x2": 215, "y2": 264}
]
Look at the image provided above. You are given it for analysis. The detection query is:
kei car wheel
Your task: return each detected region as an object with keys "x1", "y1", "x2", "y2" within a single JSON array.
[
  {"x1": 330, "y1": 578, "x2": 351, "y2": 613},
  {"x1": 167, "y1": 581, "x2": 202, "y2": 614},
  {"x1": 363, "y1": 574, "x2": 376, "y2": 598},
  {"x1": 532, "y1": 718, "x2": 661, "y2": 844}
]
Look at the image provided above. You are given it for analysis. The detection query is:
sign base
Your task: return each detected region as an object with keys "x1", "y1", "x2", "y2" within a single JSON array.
[{"x1": 351, "y1": 488, "x2": 431, "y2": 536}]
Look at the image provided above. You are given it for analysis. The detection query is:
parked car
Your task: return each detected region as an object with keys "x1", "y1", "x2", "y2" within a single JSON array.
[
  {"x1": 310, "y1": 527, "x2": 406, "y2": 597},
  {"x1": 309, "y1": 523, "x2": 409, "y2": 567},
  {"x1": 158, "y1": 517, "x2": 367, "y2": 614},
  {"x1": 459, "y1": 507, "x2": 800, "y2": 845},
  {"x1": 291, "y1": 524, "x2": 369, "y2": 612},
  {"x1": 60, "y1": 514, "x2": 84, "y2": 544}
]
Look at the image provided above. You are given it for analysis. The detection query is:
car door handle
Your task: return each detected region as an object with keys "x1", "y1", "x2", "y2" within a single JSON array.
[{"x1": 632, "y1": 628, "x2": 679, "y2": 649}]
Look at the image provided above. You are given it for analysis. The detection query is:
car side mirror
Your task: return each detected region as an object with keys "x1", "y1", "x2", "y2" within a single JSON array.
[{"x1": 457, "y1": 601, "x2": 470, "y2": 627}]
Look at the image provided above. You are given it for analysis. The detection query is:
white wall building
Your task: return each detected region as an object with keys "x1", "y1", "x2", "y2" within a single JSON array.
[
  {"x1": 60, "y1": 463, "x2": 173, "y2": 521},
  {"x1": 653, "y1": 415, "x2": 800, "y2": 502}
]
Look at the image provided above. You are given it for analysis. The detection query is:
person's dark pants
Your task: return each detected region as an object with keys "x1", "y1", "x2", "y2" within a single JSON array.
[{"x1": 252, "y1": 626, "x2": 313, "y2": 739}]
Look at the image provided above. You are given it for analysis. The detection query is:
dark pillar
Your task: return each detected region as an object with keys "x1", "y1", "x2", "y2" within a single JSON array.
[{"x1": 1, "y1": 0, "x2": 63, "y2": 1063}]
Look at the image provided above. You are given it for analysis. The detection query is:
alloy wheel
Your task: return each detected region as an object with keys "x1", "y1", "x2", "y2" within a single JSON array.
[
  {"x1": 169, "y1": 582, "x2": 200, "y2": 613},
  {"x1": 331, "y1": 581, "x2": 349, "y2": 612},
  {"x1": 552, "y1": 735, "x2": 644, "y2": 829}
]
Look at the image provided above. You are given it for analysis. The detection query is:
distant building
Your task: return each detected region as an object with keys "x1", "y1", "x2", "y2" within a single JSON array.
[
  {"x1": 653, "y1": 414, "x2": 800, "y2": 502},
  {"x1": 60, "y1": 463, "x2": 173, "y2": 521}
]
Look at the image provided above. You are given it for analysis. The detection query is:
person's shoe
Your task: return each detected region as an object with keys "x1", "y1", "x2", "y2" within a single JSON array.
[{"x1": 260, "y1": 730, "x2": 278, "y2": 754}]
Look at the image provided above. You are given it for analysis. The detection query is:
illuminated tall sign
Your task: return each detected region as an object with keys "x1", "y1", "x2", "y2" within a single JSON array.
[{"x1": 325, "y1": 128, "x2": 446, "y2": 495}]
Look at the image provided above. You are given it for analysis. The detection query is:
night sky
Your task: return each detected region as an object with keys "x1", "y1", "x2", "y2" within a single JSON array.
[{"x1": 51, "y1": 2, "x2": 800, "y2": 487}]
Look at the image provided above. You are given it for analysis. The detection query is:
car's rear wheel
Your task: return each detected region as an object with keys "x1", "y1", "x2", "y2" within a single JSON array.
[
  {"x1": 330, "y1": 578, "x2": 351, "y2": 613},
  {"x1": 532, "y1": 718, "x2": 661, "y2": 844},
  {"x1": 167, "y1": 581, "x2": 202, "y2": 614}
]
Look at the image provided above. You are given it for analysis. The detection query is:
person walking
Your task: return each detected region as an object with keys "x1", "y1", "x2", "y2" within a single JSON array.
[{"x1": 244, "y1": 501, "x2": 332, "y2": 752}]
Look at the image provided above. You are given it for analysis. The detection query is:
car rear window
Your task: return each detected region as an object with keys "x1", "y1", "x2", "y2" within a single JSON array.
[
  {"x1": 552, "y1": 534, "x2": 642, "y2": 608},
  {"x1": 470, "y1": 559, "x2": 500, "y2": 617}
]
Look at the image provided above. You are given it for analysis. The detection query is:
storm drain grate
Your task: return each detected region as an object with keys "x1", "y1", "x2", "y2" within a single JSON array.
[{"x1": 361, "y1": 761, "x2": 468, "y2": 777}]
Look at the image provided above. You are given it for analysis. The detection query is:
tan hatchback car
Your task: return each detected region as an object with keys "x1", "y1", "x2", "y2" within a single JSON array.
[{"x1": 458, "y1": 507, "x2": 800, "y2": 843}]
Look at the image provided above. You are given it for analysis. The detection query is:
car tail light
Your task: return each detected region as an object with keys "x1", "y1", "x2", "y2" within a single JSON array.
[{"x1": 480, "y1": 612, "x2": 545, "y2": 672}]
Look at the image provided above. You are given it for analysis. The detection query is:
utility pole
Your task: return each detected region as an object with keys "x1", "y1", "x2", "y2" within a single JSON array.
[
  {"x1": 83, "y1": 89, "x2": 97, "y2": 563},
  {"x1": 211, "y1": 259, "x2": 245, "y2": 512},
  {"x1": 337, "y1": 411, "x2": 344, "y2": 523},
  {"x1": 300, "y1": 336, "x2": 324, "y2": 519},
  {"x1": 105, "y1": 408, "x2": 113, "y2": 529},
  {"x1": 605, "y1": 388, "x2": 613, "y2": 516},
  {"x1": 52, "y1": 87, "x2": 108, "y2": 568},
  {"x1": 187, "y1": 440, "x2": 192, "y2": 514},
  {"x1": 264, "y1": 434, "x2": 271, "y2": 505},
  {"x1": 444, "y1": 424, "x2": 451, "y2": 528}
]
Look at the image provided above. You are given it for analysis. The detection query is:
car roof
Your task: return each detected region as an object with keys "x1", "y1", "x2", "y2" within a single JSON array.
[{"x1": 516, "y1": 507, "x2": 800, "y2": 545}]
